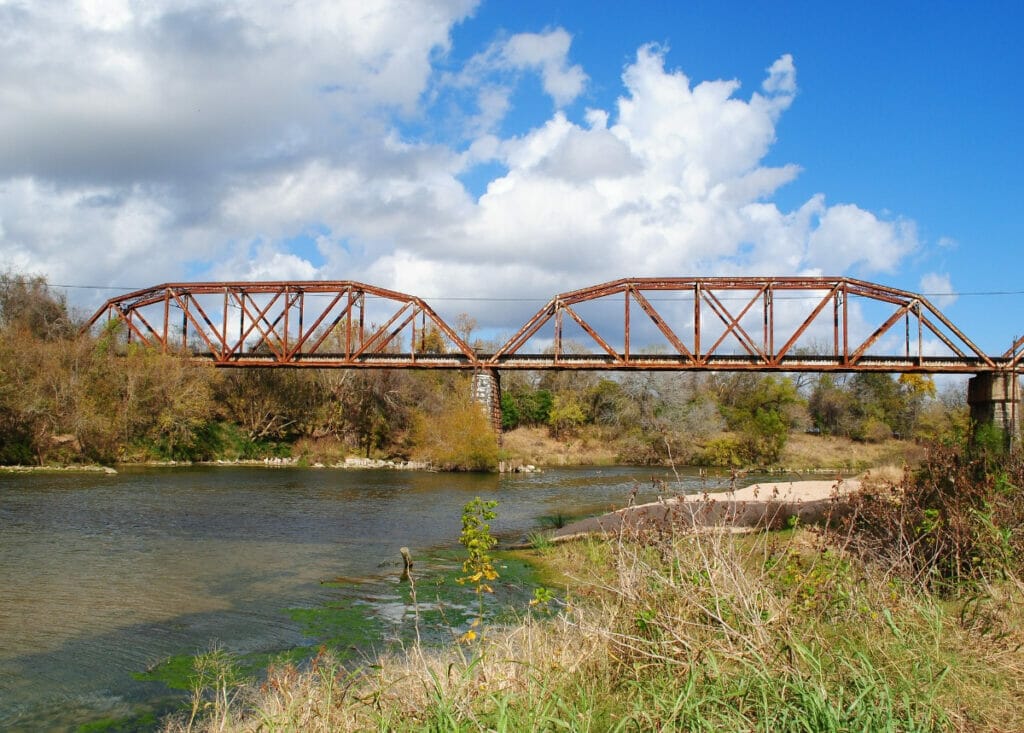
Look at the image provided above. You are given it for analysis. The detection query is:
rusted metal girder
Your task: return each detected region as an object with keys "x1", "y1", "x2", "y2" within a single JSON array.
[
  {"x1": 485, "y1": 276, "x2": 998, "y2": 373},
  {"x1": 83, "y1": 277, "x2": 1009, "y2": 373},
  {"x1": 1003, "y1": 335, "x2": 1024, "y2": 370},
  {"x1": 83, "y1": 281, "x2": 477, "y2": 367}
]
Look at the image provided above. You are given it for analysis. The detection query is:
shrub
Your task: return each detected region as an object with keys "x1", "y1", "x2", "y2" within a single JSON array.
[
  {"x1": 547, "y1": 394, "x2": 586, "y2": 438},
  {"x1": 410, "y1": 395, "x2": 498, "y2": 471},
  {"x1": 696, "y1": 434, "x2": 743, "y2": 467},
  {"x1": 840, "y1": 442, "x2": 1024, "y2": 590},
  {"x1": 856, "y1": 416, "x2": 893, "y2": 443},
  {"x1": 737, "y1": 407, "x2": 788, "y2": 464}
]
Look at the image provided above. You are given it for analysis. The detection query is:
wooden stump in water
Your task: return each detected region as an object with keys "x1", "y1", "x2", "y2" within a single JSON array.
[{"x1": 400, "y1": 546, "x2": 414, "y2": 582}]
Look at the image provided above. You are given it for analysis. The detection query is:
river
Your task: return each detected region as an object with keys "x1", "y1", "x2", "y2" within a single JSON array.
[{"x1": 0, "y1": 464, "x2": 765, "y2": 730}]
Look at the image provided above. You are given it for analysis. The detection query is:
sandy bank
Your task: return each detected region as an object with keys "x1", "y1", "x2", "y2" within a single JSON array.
[{"x1": 550, "y1": 479, "x2": 860, "y2": 541}]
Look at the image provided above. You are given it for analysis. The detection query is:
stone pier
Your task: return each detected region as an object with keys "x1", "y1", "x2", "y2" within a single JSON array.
[
  {"x1": 471, "y1": 370, "x2": 503, "y2": 436},
  {"x1": 967, "y1": 372, "x2": 1020, "y2": 442}
]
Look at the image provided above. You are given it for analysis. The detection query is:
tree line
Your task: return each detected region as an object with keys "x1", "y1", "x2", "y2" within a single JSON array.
[{"x1": 0, "y1": 273, "x2": 968, "y2": 469}]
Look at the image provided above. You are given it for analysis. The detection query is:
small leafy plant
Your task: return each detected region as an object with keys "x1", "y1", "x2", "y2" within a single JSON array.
[{"x1": 457, "y1": 497, "x2": 499, "y2": 640}]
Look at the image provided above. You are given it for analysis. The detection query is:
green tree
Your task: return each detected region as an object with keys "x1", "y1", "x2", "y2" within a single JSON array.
[
  {"x1": 499, "y1": 392, "x2": 521, "y2": 430},
  {"x1": 501, "y1": 385, "x2": 553, "y2": 428},
  {"x1": 809, "y1": 374, "x2": 855, "y2": 435},
  {"x1": 547, "y1": 393, "x2": 586, "y2": 438},
  {"x1": 848, "y1": 373, "x2": 903, "y2": 441},
  {"x1": 586, "y1": 378, "x2": 629, "y2": 426},
  {"x1": 715, "y1": 374, "x2": 802, "y2": 464}
]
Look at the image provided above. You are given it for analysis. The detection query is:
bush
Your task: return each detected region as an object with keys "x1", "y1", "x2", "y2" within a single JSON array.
[
  {"x1": 500, "y1": 388, "x2": 553, "y2": 429},
  {"x1": 856, "y1": 416, "x2": 893, "y2": 443},
  {"x1": 410, "y1": 395, "x2": 498, "y2": 472},
  {"x1": 696, "y1": 434, "x2": 743, "y2": 467},
  {"x1": 547, "y1": 394, "x2": 586, "y2": 438},
  {"x1": 737, "y1": 408, "x2": 788, "y2": 464},
  {"x1": 841, "y1": 442, "x2": 1024, "y2": 590}
]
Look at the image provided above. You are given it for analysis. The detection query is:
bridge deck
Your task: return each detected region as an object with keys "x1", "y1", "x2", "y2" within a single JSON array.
[{"x1": 198, "y1": 352, "x2": 1001, "y2": 373}]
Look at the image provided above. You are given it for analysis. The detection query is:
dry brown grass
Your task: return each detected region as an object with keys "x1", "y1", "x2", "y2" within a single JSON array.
[
  {"x1": 500, "y1": 425, "x2": 619, "y2": 466},
  {"x1": 502, "y1": 425, "x2": 927, "y2": 473},
  {"x1": 779, "y1": 432, "x2": 925, "y2": 471}
]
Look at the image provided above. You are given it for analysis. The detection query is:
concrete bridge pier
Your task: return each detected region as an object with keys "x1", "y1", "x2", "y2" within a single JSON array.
[
  {"x1": 471, "y1": 370, "x2": 503, "y2": 436},
  {"x1": 968, "y1": 372, "x2": 1020, "y2": 444}
]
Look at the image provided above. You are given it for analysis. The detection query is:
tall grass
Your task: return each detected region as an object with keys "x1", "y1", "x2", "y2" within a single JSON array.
[{"x1": 164, "y1": 520, "x2": 1024, "y2": 732}]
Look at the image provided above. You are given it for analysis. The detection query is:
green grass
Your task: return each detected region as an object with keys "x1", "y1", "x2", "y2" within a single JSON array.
[
  {"x1": 76, "y1": 711, "x2": 158, "y2": 733},
  {"x1": 162, "y1": 528, "x2": 1024, "y2": 732}
]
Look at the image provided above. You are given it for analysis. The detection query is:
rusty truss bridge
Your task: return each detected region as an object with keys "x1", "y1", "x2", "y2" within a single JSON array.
[{"x1": 83, "y1": 277, "x2": 1023, "y2": 375}]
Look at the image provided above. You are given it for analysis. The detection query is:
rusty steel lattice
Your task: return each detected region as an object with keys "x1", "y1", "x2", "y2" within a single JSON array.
[
  {"x1": 85, "y1": 276, "x2": 1010, "y2": 373},
  {"x1": 1004, "y1": 335, "x2": 1024, "y2": 370},
  {"x1": 490, "y1": 277, "x2": 996, "y2": 373},
  {"x1": 84, "y1": 281, "x2": 477, "y2": 367}
]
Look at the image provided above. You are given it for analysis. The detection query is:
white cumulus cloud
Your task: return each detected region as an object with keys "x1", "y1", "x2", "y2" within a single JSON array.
[
  {"x1": 0, "y1": 5, "x2": 925, "y2": 348},
  {"x1": 502, "y1": 29, "x2": 588, "y2": 107}
]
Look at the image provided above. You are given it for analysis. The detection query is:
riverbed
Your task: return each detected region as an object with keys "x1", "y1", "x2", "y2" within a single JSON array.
[{"x1": 0, "y1": 464, "x2": 770, "y2": 730}]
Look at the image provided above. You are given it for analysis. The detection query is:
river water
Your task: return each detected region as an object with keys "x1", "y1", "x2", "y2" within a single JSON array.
[{"x1": 0, "y1": 464, "x2": 762, "y2": 730}]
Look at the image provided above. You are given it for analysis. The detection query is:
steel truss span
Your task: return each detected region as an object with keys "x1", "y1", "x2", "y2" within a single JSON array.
[{"x1": 84, "y1": 277, "x2": 1012, "y2": 373}]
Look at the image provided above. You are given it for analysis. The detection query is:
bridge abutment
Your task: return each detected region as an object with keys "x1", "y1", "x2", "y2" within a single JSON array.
[
  {"x1": 968, "y1": 372, "x2": 1020, "y2": 443},
  {"x1": 471, "y1": 370, "x2": 503, "y2": 436}
]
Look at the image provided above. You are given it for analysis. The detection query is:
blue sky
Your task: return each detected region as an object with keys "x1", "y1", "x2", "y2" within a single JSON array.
[{"x1": 1, "y1": 0, "x2": 1021, "y2": 353}]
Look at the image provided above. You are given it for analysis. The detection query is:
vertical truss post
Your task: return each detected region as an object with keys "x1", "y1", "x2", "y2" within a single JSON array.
[
  {"x1": 345, "y1": 289, "x2": 354, "y2": 358},
  {"x1": 222, "y1": 289, "x2": 230, "y2": 353},
  {"x1": 181, "y1": 294, "x2": 188, "y2": 351},
  {"x1": 917, "y1": 303, "x2": 923, "y2": 365},
  {"x1": 694, "y1": 282, "x2": 701, "y2": 360},
  {"x1": 238, "y1": 292, "x2": 244, "y2": 353},
  {"x1": 554, "y1": 305, "x2": 563, "y2": 361},
  {"x1": 842, "y1": 284, "x2": 849, "y2": 364},
  {"x1": 410, "y1": 309, "x2": 417, "y2": 361},
  {"x1": 163, "y1": 293, "x2": 170, "y2": 353},
  {"x1": 833, "y1": 290, "x2": 840, "y2": 358},
  {"x1": 624, "y1": 287, "x2": 631, "y2": 362},
  {"x1": 297, "y1": 291, "x2": 305, "y2": 355},
  {"x1": 283, "y1": 285, "x2": 290, "y2": 358},
  {"x1": 905, "y1": 307, "x2": 911, "y2": 358},
  {"x1": 358, "y1": 293, "x2": 365, "y2": 352}
]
